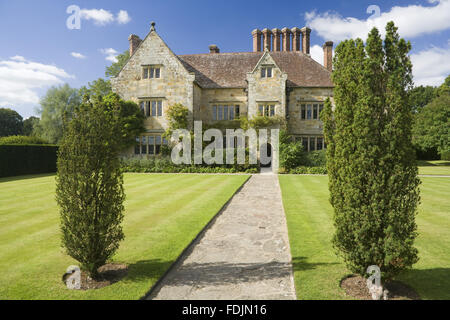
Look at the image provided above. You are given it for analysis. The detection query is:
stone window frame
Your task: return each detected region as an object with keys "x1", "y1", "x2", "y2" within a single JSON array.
[
  {"x1": 212, "y1": 104, "x2": 241, "y2": 121},
  {"x1": 260, "y1": 66, "x2": 273, "y2": 78},
  {"x1": 300, "y1": 103, "x2": 324, "y2": 121},
  {"x1": 294, "y1": 135, "x2": 326, "y2": 152},
  {"x1": 134, "y1": 134, "x2": 168, "y2": 156},
  {"x1": 258, "y1": 103, "x2": 276, "y2": 117},
  {"x1": 142, "y1": 65, "x2": 162, "y2": 79},
  {"x1": 139, "y1": 99, "x2": 163, "y2": 118}
]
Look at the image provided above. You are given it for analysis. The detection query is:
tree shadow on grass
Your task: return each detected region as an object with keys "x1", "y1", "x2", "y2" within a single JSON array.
[
  {"x1": 134, "y1": 256, "x2": 340, "y2": 289},
  {"x1": 0, "y1": 173, "x2": 55, "y2": 183},
  {"x1": 417, "y1": 160, "x2": 450, "y2": 167},
  {"x1": 148, "y1": 261, "x2": 295, "y2": 287},
  {"x1": 397, "y1": 268, "x2": 450, "y2": 300},
  {"x1": 123, "y1": 259, "x2": 175, "y2": 283},
  {"x1": 291, "y1": 256, "x2": 340, "y2": 272}
]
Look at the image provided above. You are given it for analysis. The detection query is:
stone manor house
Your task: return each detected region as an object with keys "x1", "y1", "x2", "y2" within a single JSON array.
[{"x1": 111, "y1": 22, "x2": 334, "y2": 158}]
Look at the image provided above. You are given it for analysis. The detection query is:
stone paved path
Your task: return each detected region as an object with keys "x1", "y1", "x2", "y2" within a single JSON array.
[{"x1": 148, "y1": 174, "x2": 296, "y2": 300}]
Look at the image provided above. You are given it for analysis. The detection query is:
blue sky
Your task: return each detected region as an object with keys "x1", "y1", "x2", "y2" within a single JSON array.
[{"x1": 0, "y1": 0, "x2": 449, "y2": 118}]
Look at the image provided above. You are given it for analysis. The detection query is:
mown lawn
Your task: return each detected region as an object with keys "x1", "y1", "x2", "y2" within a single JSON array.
[
  {"x1": 418, "y1": 160, "x2": 450, "y2": 176},
  {"x1": 279, "y1": 175, "x2": 450, "y2": 300},
  {"x1": 0, "y1": 173, "x2": 248, "y2": 300}
]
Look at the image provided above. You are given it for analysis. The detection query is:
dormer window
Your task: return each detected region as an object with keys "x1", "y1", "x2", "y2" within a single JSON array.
[
  {"x1": 142, "y1": 66, "x2": 161, "y2": 79},
  {"x1": 261, "y1": 67, "x2": 273, "y2": 78}
]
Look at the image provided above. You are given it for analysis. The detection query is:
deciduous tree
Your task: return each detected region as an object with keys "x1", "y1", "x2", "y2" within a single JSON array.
[
  {"x1": 105, "y1": 50, "x2": 130, "y2": 78},
  {"x1": 23, "y1": 116, "x2": 40, "y2": 136},
  {"x1": 34, "y1": 84, "x2": 81, "y2": 144},
  {"x1": 0, "y1": 108, "x2": 23, "y2": 137},
  {"x1": 412, "y1": 92, "x2": 450, "y2": 158}
]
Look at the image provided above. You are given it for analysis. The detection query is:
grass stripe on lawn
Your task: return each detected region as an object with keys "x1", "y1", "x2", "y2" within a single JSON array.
[
  {"x1": 279, "y1": 175, "x2": 450, "y2": 300},
  {"x1": 0, "y1": 173, "x2": 249, "y2": 300}
]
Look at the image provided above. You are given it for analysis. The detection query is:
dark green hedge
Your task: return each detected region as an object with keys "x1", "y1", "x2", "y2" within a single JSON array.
[
  {"x1": 0, "y1": 145, "x2": 58, "y2": 178},
  {"x1": 121, "y1": 157, "x2": 259, "y2": 174},
  {"x1": 415, "y1": 146, "x2": 440, "y2": 160}
]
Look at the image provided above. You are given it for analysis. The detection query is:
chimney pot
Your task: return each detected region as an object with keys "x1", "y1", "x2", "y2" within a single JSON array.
[
  {"x1": 128, "y1": 34, "x2": 142, "y2": 56},
  {"x1": 291, "y1": 27, "x2": 301, "y2": 51},
  {"x1": 252, "y1": 29, "x2": 262, "y2": 52},
  {"x1": 262, "y1": 28, "x2": 272, "y2": 51},
  {"x1": 301, "y1": 27, "x2": 311, "y2": 55},
  {"x1": 209, "y1": 44, "x2": 220, "y2": 54},
  {"x1": 281, "y1": 27, "x2": 292, "y2": 51},
  {"x1": 323, "y1": 41, "x2": 333, "y2": 72},
  {"x1": 272, "y1": 28, "x2": 281, "y2": 51}
]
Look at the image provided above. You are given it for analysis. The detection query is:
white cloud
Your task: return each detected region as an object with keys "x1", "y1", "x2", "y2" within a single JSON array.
[
  {"x1": 117, "y1": 10, "x2": 131, "y2": 24},
  {"x1": 411, "y1": 46, "x2": 450, "y2": 86},
  {"x1": 10, "y1": 55, "x2": 26, "y2": 62},
  {"x1": 71, "y1": 52, "x2": 86, "y2": 59},
  {"x1": 310, "y1": 45, "x2": 324, "y2": 65},
  {"x1": 305, "y1": 0, "x2": 450, "y2": 42},
  {"x1": 100, "y1": 48, "x2": 119, "y2": 63},
  {"x1": 0, "y1": 56, "x2": 73, "y2": 116},
  {"x1": 80, "y1": 9, "x2": 115, "y2": 26},
  {"x1": 79, "y1": 8, "x2": 131, "y2": 26}
]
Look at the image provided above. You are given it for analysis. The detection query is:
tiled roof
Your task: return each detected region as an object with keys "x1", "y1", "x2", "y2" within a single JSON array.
[{"x1": 178, "y1": 51, "x2": 333, "y2": 88}]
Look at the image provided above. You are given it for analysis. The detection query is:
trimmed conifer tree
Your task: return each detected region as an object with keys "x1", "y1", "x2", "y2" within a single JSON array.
[
  {"x1": 56, "y1": 95, "x2": 126, "y2": 278},
  {"x1": 323, "y1": 22, "x2": 421, "y2": 280}
]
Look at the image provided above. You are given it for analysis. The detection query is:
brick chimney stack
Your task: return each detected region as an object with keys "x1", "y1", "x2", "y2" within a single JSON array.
[
  {"x1": 209, "y1": 44, "x2": 220, "y2": 54},
  {"x1": 252, "y1": 26, "x2": 314, "y2": 53},
  {"x1": 272, "y1": 28, "x2": 281, "y2": 52},
  {"x1": 301, "y1": 27, "x2": 311, "y2": 55},
  {"x1": 128, "y1": 34, "x2": 142, "y2": 56},
  {"x1": 252, "y1": 29, "x2": 262, "y2": 52},
  {"x1": 323, "y1": 41, "x2": 333, "y2": 72},
  {"x1": 281, "y1": 27, "x2": 291, "y2": 51},
  {"x1": 291, "y1": 27, "x2": 301, "y2": 51},
  {"x1": 262, "y1": 28, "x2": 272, "y2": 51}
]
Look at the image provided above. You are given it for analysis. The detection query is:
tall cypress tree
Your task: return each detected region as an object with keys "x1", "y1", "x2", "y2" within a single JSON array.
[
  {"x1": 57, "y1": 96, "x2": 126, "y2": 278},
  {"x1": 323, "y1": 22, "x2": 420, "y2": 280}
]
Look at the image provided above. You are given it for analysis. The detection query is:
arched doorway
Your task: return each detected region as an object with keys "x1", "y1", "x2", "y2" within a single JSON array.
[{"x1": 260, "y1": 143, "x2": 273, "y2": 168}]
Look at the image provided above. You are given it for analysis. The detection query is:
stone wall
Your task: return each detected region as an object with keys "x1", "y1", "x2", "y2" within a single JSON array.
[
  {"x1": 287, "y1": 87, "x2": 334, "y2": 136},
  {"x1": 111, "y1": 31, "x2": 195, "y2": 132},
  {"x1": 197, "y1": 88, "x2": 247, "y2": 125},
  {"x1": 247, "y1": 52, "x2": 287, "y2": 119}
]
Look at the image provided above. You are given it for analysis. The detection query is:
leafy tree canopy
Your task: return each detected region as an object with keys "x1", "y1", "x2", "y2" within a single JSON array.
[
  {"x1": 105, "y1": 50, "x2": 130, "y2": 78},
  {"x1": 0, "y1": 108, "x2": 23, "y2": 137},
  {"x1": 412, "y1": 92, "x2": 450, "y2": 156},
  {"x1": 79, "y1": 78, "x2": 112, "y2": 99},
  {"x1": 100, "y1": 93, "x2": 145, "y2": 150},
  {"x1": 435, "y1": 74, "x2": 450, "y2": 97},
  {"x1": 23, "y1": 116, "x2": 40, "y2": 136},
  {"x1": 408, "y1": 85, "x2": 436, "y2": 113},
  {"x1": 34, "y1": 84, "x2": 81, "y2": 144}
]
